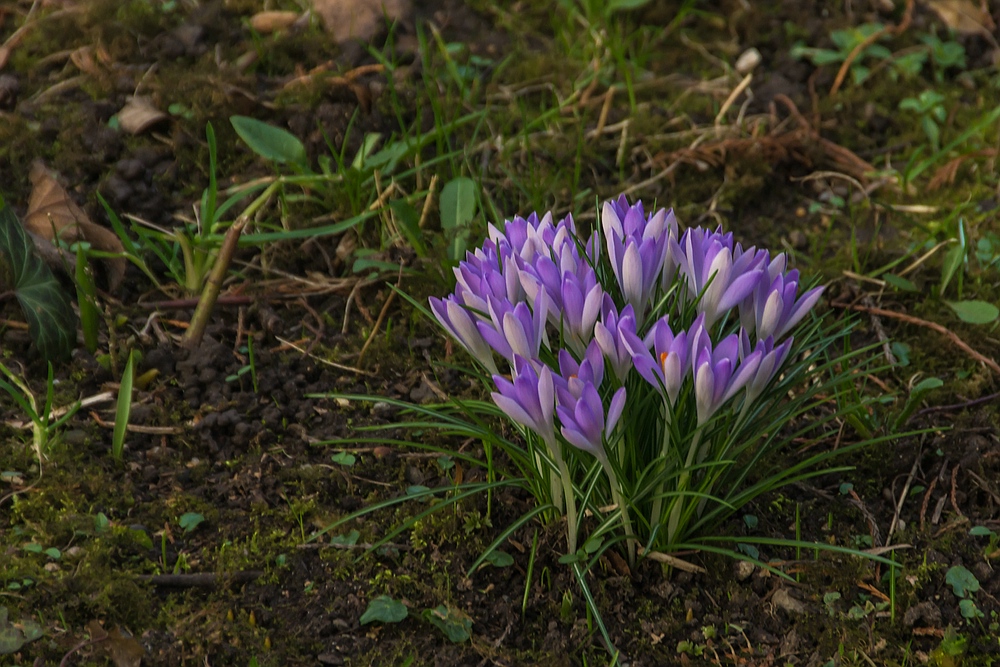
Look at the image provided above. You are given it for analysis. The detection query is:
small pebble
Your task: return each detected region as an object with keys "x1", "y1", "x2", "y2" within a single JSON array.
[{"x1": 734, "y1": 559, "x2": 755, "y2": 581}]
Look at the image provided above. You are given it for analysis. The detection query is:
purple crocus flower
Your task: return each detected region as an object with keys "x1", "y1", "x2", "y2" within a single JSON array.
[
  {"x1": 743, "y1": 268, "x2": 825, "y2": 342},
  {"x1": 672, "y1": 228, "x2": 764, "y2": 329},
  {"x1": 554, "y1": 340, "x2": 606, "y2": 409},
  {"x1": 478, "y1": 294, "x2": 549, "y2": 367},
  {"x1": 429, "y1": 295, "x2": 499, "y2": 375},
  {"x1": 556, "y1": 381, "x2": 627, "y2": 460},
  {"x1": 621, "y1": 315, "x2": 689, "y2": 406},
  {"x1": 594, "y1": 297, "x2": 637, "y2": 384},
  {"x1": 491, "y1": 355, "x2": 557, "y2": 444},
  {"x1": 739, "y1": 330, "x2": 794, "y2": 404},
  {"x1": 602, "y1": 197, "x2": 675, "y2": 319},
  {"x1": 453, "y1": 245, "x2": 523, "y2": 315},
  {"x1": 689, "y1": 316, "x2": 763, "y2": 424},
  {"x1": 517, "y1": 242, "x2": 603, "y2": 354}
]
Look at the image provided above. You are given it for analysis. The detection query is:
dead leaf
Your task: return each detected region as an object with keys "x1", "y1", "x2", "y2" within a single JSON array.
[
  {"x1": 26, "y1": 162, "x2": 127, "y2": 290},
  {"x1": 117, "y1": 96, "x2": 169, "y2": 135},
  {"x1": 86, "y1": 619, "x2": 109, "y2": 642},
  {"x1": 927, "y1": 0, "x2": 996, "y2": 38},
  {"x1": 105, "y1": 627, "x2": 145, "y2": 667},
  {"x1": 250, "y1": 10, "x2": 301, "y2": 34},
  {"x1": 312, "y1": 0, "x2": 411, "y2": 44}
]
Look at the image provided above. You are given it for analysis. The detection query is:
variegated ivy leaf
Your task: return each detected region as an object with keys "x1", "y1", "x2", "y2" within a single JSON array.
[{"x1": 0, "y1": 197, "x2": 76, "y2": 361}]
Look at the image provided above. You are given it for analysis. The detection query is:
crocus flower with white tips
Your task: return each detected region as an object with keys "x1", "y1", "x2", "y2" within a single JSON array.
[
  {"x1": 554, "y1": 340, "x2": 606, "y2": 408},
  {"x1": 671, "y1": 228, "x2": 764, "y2": 329},
  {"x1": 453, "y1": 246, "x2": 523, "y2": 315},
  {"x1": 478, "y1": 293, "x2": 549, "y2": 367},
  {"x1": 739, "y1": 331, "x2": 794, "y2": 405},
  {"x1": 744, "y1": 269, "x2": 825, "y2": 342},
  {"x1": 689, "y1": 316, "x2": 762, "y2": 425},
  {"x1": 594, "y1": 297, "x2": 637, "y2": 384},
  {"x1": 603, "y1": 197, "x2": 674, "y2": 319},
  {"x1": 621, "y1": 315, "x2": 689, "y2": 406},
  {"x1": 429, "y1": 295, "x2": 499, "y2": 375},
  {"x1": 557, "y1": 381, "x2": 627, "y2": 460},
  {"x1": 491, "y1": 355, "x2": 557, "y2": 444}
]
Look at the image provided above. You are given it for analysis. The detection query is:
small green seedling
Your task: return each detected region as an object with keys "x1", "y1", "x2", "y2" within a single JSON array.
[
  {"x1": 0, "y1": 361, "x2": 81, "y2": 460},
  {"x1": 791, "y1": 23, "x2": 891, "y2": 85},
  {"x1": 899, "y1": 91, "x2": 947, "y2": 152},
  {"x1": 178, "y1": 512, "x2": 205, "y2": 534}
]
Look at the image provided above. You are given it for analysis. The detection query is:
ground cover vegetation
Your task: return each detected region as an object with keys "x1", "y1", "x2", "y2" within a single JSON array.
[{"x1": 1, "y1": 0, "x2": 999, "y2": 664}]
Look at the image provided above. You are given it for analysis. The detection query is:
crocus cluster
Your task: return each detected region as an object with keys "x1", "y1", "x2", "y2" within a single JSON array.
[{"x1": 430, "y1": 196, "x2": 824, "y2": 556}]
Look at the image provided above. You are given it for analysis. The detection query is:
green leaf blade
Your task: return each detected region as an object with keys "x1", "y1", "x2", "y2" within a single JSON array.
[
  {"x1": 945, "y1": 300, "x2": 999, "y2": 324},
  {"x1": 439, "y1": 177, "x2": 477, "y2": 261},
  {"x1": 230, "y1": 115, "x2": 308, "y2": 167}
]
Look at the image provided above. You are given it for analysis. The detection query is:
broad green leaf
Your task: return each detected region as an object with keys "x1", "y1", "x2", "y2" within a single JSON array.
[
  {"x1": 439, "y1": 177, "x2": 476, "y2": 261},
  {"x1": 230, "y1": 116, "x2": 307, "y2": 167},
  {"x1": 969, "y1": 526, "x2": 994, "y2": 537},
  {"x1": 422, "y1": 604, "x2": 472, "y2": 643},
  {"x1": 178, "y1": 512, "x2": 205, "y2": 533},
  {"x1": 945, "y1": 300, "x2": 999, "y2": 324},
  {"x1": 360, "y1": 595, "x2": 408, "y2": 624},
  {"x1": 881, "y1": 273, "x2": 917, "y2": 292},
  {"x1": 331, "y1": 451, "x2": 356, "y2": 466},
  {"x1": 18, "y1": 620, "x2": 42, "y2": 643},
  {"x1": 330, "y1": 529, "x2": 360, "y2": 547},
  {"x1": 43, "y1": 547, "x2": 61, "y2": 560},
  {"x1": 0, "y1": 199, "x2": 77, "y2": 361},
  {"x1": 0, "y1": 627, "x2": 26, "y2": 655},
  {"x1": 484, "y1": 550, "x2": 513, "y2": 567},
  {"x1": 959, "y1": 598, "x2": 983, "y2": 619},
  {"x1": 945, "y1": 565, "x2": 980, "y2": 598}
]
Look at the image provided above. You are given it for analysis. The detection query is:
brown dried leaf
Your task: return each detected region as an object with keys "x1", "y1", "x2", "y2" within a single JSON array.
[
  {"x1": 250, "y1": 10, "x2": 300, "y2": 34},
  {"x1": 927, "y1": 0, "x2": 995, "y2": 37},
  {"x1": 312, "y1": 0, "x2": 411, "y2": 44},
  {"x1": 117, "y1": 96, "x2": 169, "y2": 135},
  {"x1": 26, "y1": 162, "x2": 126, "y2": 290},
  {"x1": 105, "y1": 627, "x2": 145, "y2": 667}
]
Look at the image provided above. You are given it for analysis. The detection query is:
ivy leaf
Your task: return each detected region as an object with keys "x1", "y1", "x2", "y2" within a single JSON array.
[
  {"x1": 422, "y1": 604, "x2": 472, "y2": 643},
  {"x1": 360, "y1": 595, "x2": 408, "y2": 625},
  {"x1": 945, "y1": 565, "x2": 980, "y2": 598},
  {"x1": 0, "y1": 197, "x2": 77, "y2": 361}
]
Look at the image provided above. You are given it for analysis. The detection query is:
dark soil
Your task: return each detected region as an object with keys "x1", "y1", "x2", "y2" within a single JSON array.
[{"x1": 2, "y1": 1, "x2": 999, "y2": 665}]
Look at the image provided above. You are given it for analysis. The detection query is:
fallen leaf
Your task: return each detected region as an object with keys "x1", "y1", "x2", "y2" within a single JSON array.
[
  {"x1": 312, "y1": 0, "x2": 411, "y2": 44},
  {"x1": 117, "y1": 96, "x2": 169, "y2": 135},
  {"x1": 250, "y1": 10, "x2": 301, "y2": 34},
  {"x1": 105, "y1": 627, "x2": 144, "y2": 667},
  {"x1": 25, "y1": 162, "x2": 126, "y2": 290},
  {"x1": 927, "y1": 0, "x2": 996, "y2": 38}
]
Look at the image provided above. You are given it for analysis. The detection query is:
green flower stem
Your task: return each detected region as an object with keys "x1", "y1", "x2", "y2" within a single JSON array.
[
  {"x1": 666, "y1": 429, "x2": 702, "y2": 547},
  {"x1": 599, "y1": 455, "x2": 635, "y2": 566},
  {"x1": 554, "y1": 447, "x2": 579, "y2": 555},
  {"x1": 647, "y1": 401, "x2": 671, "y2": 534}
]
